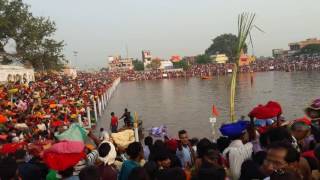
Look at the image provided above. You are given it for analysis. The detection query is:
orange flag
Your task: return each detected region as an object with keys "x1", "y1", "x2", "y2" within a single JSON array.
[{"x1": 212, "y1": 105, "x2": 219, "y2": 117}]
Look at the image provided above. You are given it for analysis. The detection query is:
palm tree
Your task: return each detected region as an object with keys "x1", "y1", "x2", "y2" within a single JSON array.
[{"x1": 230, "y1": 13, "x2": 261, "y2": 121}]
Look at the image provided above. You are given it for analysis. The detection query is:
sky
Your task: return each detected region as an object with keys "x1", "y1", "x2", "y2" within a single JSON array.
[{"x1": 23, "y1": 0, "x2": 320, "y2": 69}]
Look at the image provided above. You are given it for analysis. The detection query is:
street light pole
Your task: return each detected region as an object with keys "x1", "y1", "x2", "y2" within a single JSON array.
[{"x1": 73, "y1": 51, "x2": 78, "y2": 68}]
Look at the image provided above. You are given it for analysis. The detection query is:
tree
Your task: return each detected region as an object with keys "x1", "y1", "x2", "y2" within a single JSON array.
[
  {"x1": 0, "y1": 0, "x2": 66, "y2": 70},
  {"x1": 297, "y1": 44, "x2": 320, "y2": 56},
  {"x1": 132, "y1": 59, "x2": 144, "y2": 71},
  {"x1": 147, "y1": 59, "x2": 161, "y2": 70},
  {"x1": 196, "y1": 54, "x2": 211, "y2": 64},
  {"x1": 172, "y1": 60, "x2": 189, "y2": 70},
  {"x1": 205, "y1": 34, "x2": 247, "y2": 61}
]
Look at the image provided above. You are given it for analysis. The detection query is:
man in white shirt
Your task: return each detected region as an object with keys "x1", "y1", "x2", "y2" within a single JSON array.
[
  {"x1": 176, "y1": 130, "x2": 196, "y2": 168},
  {"x1": 221, "y1": 121, "x2": 253, "y2": 180}
]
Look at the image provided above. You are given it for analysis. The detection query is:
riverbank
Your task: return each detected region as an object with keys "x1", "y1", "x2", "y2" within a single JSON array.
[{"x1": 111, "y1": 59, "x2": 320, "y2": 81}]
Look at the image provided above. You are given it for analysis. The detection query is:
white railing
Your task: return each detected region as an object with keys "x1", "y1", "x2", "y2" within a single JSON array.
[{"x1": 78, "y1": 77, "x2": 121, "y2": 128}]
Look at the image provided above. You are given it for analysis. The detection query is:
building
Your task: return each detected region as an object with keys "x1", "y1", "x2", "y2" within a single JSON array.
[
  {"x1": 159, "y1": 60, "x2": 173, "y2": 70},
  {"x1": 238, "y1": 54, "x2": 256, "y2": 66},
  {"x1": 210, "y1": 54, "x2": 229, "y2": 64},
  {"x1": 288, "y1": 38, "x2": 320, "y2": 55},
  {"x1": 272, "y1": 38, "x2": 320, "y2": 58},
  {"x1": 142, "y1": 50, "x2": 152, "y2": 67},
  {"x1": 170, "y1": 55, "x2": 181, "y2": 63},
  {"x1": 108, "y1": 55, "x2": 134, "y2": 71},
  {"x1": 272, "y1": 49, "x2": 286, "y2": 59},
  {"x1": 63, "y1": 65, "x2": 77, "y2": 79},
  {"x1": 183, "y1": 56, "x2": 197, "y2": 65},
  {"x1": 0, "y1": 53, "x2": 35, "y2": 83},
  {"x1": 0, "y1": 65, "x2": 35, "y2": 83}
]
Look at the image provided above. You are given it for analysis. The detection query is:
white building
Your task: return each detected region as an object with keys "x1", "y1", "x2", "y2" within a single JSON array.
[
  {"x1": 159, "y1": 60, "x2": 173, "y2": 70},
  {"x1": 142, "y1": 50, "x2": 152, "y2": 67},
  {"x1": 63, "y1": 66, "x2": 77, "y2": 79},
  {"x1": 0, "y1": 65, "x2": 35, "y2": 83},
  {"x1": 108, "y1": 55, "x2": 134, "y2": 71},
  {"x1": 211, "y1": 54, "x2": 229, "y2": 64}
]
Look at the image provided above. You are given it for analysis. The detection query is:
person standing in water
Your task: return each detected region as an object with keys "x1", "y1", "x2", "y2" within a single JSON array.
[{"x1": 120, "y1": 108, "x2": 131, "y2": 127}]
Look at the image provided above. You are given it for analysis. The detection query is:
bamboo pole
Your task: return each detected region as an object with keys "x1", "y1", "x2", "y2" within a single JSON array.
[
  {"x1": 230, "y1": 64, "x2": 238, "y2": 122},
  {"x1": 229, "y1": 12, "x2": 257, "y2": 122}
]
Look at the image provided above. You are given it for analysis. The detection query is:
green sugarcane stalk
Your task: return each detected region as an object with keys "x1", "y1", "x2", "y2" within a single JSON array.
[{"x1": 230, "y1": 13, "x2": 256, "y2": 122}]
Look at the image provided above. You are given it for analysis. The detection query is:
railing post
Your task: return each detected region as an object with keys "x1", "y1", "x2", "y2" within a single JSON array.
[
  {"x1": 78, "y1": 114, "x2": 82, "y2": 126},
  {"x1": 87, "y1": 107, "x2": 91, "y2": 128},
  {"x1": 98, "y1": 98, "x2": 102, "y2": 117},
  {"x1": 93, "y1": 100, "x2": 98, "y2": 123}
]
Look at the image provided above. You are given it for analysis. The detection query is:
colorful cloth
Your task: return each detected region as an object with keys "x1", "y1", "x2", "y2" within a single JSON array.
[
  {"x1": 43, "y1": 151, "x2": 86, "y2": 171},
  {"x1": 55, "y1": 123, "x2": 88, "y2": 142},
  {"x1": 46, "y1": 141, "x2": 85, "y2": 154},
  {"x1": 219, "y1": 121, "x2": 249, "y2": 138},
  {"x1": 249, "y1": 101, "x2": 282, "y2": 119}
]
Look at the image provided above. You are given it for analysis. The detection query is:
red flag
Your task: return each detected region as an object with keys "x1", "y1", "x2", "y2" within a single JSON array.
[{"x1": 212, "y1": 105, "x2": 219, "y2": 117}]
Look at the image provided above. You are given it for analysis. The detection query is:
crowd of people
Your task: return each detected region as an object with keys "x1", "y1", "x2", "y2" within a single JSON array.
[
  {"x1": 1, "y1": 62, "x2": 320, "y2": 180},
  {"x1": 112, "y1": 58, "x2": 320, "y2": 81},
  {"x1": 1, "y1": 68, "x2": 320, "y2": 180},
  {"x1": 0, "y1": 71, "x2": 119, "y2": 179}
]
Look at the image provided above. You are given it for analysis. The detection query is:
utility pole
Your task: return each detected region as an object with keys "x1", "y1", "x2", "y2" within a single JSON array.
[
  {"x1": 125, "y1": 44, "x2": 129, "y2": 59},
  {"x1": 73, "y1": 51, "x2": 78, "y2": 68}
]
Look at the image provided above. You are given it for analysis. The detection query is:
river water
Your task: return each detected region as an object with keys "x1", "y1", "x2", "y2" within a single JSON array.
[{"x1": 101, "y1": 71, "x2": 320, "y2": 138}]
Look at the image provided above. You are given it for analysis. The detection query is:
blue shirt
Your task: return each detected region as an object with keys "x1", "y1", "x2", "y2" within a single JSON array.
[
  {"x1": 118, "y1": 160, "x2": 140, "y2": 180},
  {"x1": 176, "y1": 146, "x2": 192, "y2": 168}
]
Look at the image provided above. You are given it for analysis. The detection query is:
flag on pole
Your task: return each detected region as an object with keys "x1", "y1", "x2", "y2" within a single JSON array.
[{"x1": 212, "y1": 105, "x2": 219, "y2": 117}]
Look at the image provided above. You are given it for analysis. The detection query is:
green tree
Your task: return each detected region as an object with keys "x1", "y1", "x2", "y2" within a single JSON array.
[
  {"x1": 0, "y1": 0, "x2": 66, "y2": 70},
  {"x1": 205, "y1": 33, "x2": 247, "y2": 61},
  {"x1": 146, "y1": 59, "x2": 161, "y2": 70},
  {"x1": 132, "y1": 59, "x2": 144, "y2": 71},
  {"x1": 172, "y1": 60, "x2": 189, "y2": 70},
  {"x1": 196, "y1": 54, "x2": 211, "y2": 64},
  {"x1": 297, "y1": 44, "x2": 320, "y2": 55}
]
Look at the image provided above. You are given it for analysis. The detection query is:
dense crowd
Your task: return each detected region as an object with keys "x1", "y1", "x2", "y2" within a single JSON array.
[
  {"x1": 1, "y1": 67, "x2": 320, "y2": 180},
  {"x1": 114, "y1": 58, "x2": 320, "y2": 81},
  {"x1": 0, "y1": 70, "x2": 320, "y2": 180},
  {"x1": 0, "y1": 71, "x2": 119, "y2": 179}
]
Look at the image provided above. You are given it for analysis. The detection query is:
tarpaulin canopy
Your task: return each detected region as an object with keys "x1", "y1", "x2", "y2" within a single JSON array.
[{"x1": 249, "y1": 101, "x2": 282, "y2": 119}]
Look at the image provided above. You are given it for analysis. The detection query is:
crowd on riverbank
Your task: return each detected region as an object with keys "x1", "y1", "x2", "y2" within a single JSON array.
[
  {"x1": 1, "y1": 63, "x2": 320, "y2": 180},
  {"x1": 2, "y1": 77, "x2": 320, "y2": 180},
  {"x1": 115, "y1": 58, "x2": 320, "y2": 81}
]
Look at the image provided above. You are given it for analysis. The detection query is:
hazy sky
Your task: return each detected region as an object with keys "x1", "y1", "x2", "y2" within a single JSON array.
[{"x1": 24, "y1": 0, "x2": 320, "y2": 69}]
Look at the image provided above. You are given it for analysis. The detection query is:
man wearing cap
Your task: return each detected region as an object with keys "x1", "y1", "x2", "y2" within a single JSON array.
[{"x1": 220, "y1": 121, "x2": 253, "y2": 180}]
